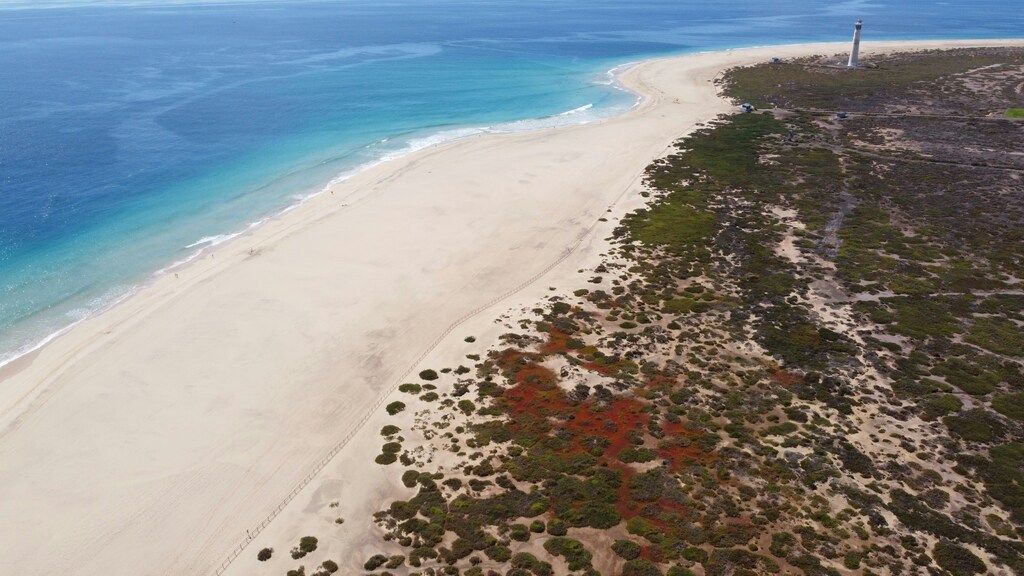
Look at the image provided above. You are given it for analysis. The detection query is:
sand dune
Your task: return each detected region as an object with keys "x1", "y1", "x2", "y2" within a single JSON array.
[{"x1": 1, "y1": 39, "x2": 1020, "y2": 576}]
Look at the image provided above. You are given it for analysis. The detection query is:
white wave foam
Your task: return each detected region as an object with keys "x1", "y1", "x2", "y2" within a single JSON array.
[
  {"x1": 0, "y1": 322, "x2": 79, "y2": 369},
  {"x1": 0, "y1": 284, "x2": 141, "y2": 370},
  {"x1": 1, "y1": 60, "x2": 643, "y2": 370},
  {"x1": 184, "y1": 232, "x2": 241, "y2": 249},
  {"x1": 558, "y1": 103, "x2": 594, "y2": 116}
]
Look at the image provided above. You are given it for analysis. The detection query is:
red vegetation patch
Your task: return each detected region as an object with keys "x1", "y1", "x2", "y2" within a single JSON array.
[
  {"x1": 505, "y1": 368, "x2": 569, "y2": 418},
  {"x1": 582, "y1": 359, "x2": 625, "y2": 377},
  {"x1": 496, "y1": 343, "x2": 715, "y2": 534},
  {"x1": 660, "y1": 420, "x2": 711, "y2": 471},
  {"x1": 658, "y1": 443, "x2": 706, "y2": 471},
  {"x1": 771, "y1": 368, "x2": 804, "y2": 387},
  {"x1": 538, "y1": 325, "x2": 571, "y2": 356},
  {"x1": 566, "y1": 397, "x2": 647, "y2": 459},
  {"x1": 641, "y1": 543, "x2": 672, "y2": 563},
  {"x1": 644, "y1": 372, "x2": 678, "y2": 391}
]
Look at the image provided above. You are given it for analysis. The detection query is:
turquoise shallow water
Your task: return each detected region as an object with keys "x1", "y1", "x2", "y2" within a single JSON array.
[{"x1": 0, "y1": 0, "x2": 1021, "y2": 365}]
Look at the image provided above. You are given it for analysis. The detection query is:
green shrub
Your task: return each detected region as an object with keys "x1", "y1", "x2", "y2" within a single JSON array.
[
  {"x1": 965, "y1": 317, "x2": 1024, "y2": 357},
  {"x1": 381, "y1": 425, "x2": 401, "y2": 436},
  {"x1": 622, "y1": 558, "x2": 663, "y2": 576},
  {"x1": 920, "y1": 394, "x2": 962, "y2": 420},
  {"x1": 364, "y1": 554, "x2": 387, "y2": 570},
  {"x1": 509, "y1": 523, "x2": 530, "y2": 541},
  {"x1": 932, "y1": 358, "x2": 999, "y2": 396},
  {"x1": 530, "y1": 519, "x2": 545, "y2": 533},
  {"x1": 933, "y1": 540, "x2": 985, "y2": 575},
  {"x1": 419, "y1": 369, "x2": 439, "y2": 381},
  {"x1": 992, "y1": 392, "x2": 1024, "y2": 422},
  {"x1": 402, "y1": 470, "x2": 420, "y2": 488},
  {"x1": 944, "y1": 409, "x2": 1005, "y2": 443},
  {"x1": 299, "y1": 536, "x2": 318, "y2": 553},
  {"x1": 565, "y1": 501, "x2": 620, "y2": 529},
  {"x1": 546, "y1": 518, "x2": 568, "y2": 536},
  {"x1": 458, "y1": 400, "x2": 476, "y2": 414},
  {"x1": 375, "y1": 453, "x2": 397, "y2": 465},
  {"x1": 763, "y1": 422, "x2": 798, "y2": 435},
  {"x1": 399, "y1": 383, "x2": 422, "y2": 394},
  {"x1": 543, "y1": 537, "x2": 593, "y2": 571},
  {"x1": 485, "y1": 544, "x2": 512, "y2": 562},
  {"x1": 320, "y1": 560, "x2": 339, "y2": 573},
  {"x1": 385, "y1": 401, "x2": 406, "y2": 415},
  {"x1": 619, "y1": 446, "x2": 657, "y2": 463},
  {"x1": 511, "y1": 552, "x2": 553, "y2": 576},
  {"x1": 382, "y1": 442, "x2": 402, "y2": 454},
  {"x1": 420, "y1": 392, "x2": 439, "y2": 402},
  {"x1": 257, "y1": 547, "x2": 272, "y2": 561},
  {"x1": 612, "y1": 539, "x2": 642, "y2": 560},
  {"x1": 682, "y1": 546, "x2": 708, "y2": 563}
]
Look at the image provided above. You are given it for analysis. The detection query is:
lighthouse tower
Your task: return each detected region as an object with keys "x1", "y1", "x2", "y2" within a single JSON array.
[{"x1": 847, "y1": 19, "x2": 863, "y2": 68}]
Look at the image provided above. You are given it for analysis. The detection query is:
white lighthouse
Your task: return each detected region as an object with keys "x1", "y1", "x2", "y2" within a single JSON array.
[{"x1": 847, "y1": 19, "x2": 863, "y2": 68}]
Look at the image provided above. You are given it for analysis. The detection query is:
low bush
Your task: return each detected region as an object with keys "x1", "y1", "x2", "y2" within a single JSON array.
[
  {"x1": 619, "y1": 446, "x2": 657, "y2": 463},
  {"x1": 543, "y1": 537, "x2": 593, "y2": 571},
  {"x1": 992, "y1": 392, "x2": 1024, "y2": 422},
  {"x1": 932, "y1": 540, "x2": 985, "y2": 575},
  {"x1": 509, "y1": 523, "x2": 530, "y2": 541},
  {"x1": 257, "y1": 547, "x2": 273, "y2": 561},
  {"x1": 944, "y1": 409, "x2": 1005, "y2": 443},
  {"x1": 402, "y1": 470, "x2": 420, "y2": 488},
  {"x1": 511, "y1": 552, "x2": 553, "y2": 576},
  {"x1": 920, "y1": 394, "x2": 962, "y2": 420},
  {"x1": 419, "y1": 369, "x2": 439, "y2": 381},
  {"x1": 612, "y1": 539, "x2": 642, "y2": 560},
  {"x1": 299, "y1": 536, "x2": 318, "y2": 553},
  {"x1": 622, "y1": 558, "x2": 663, "y2": 576},
  {"x1": 363, "y1": 554, "x2": 387, "y2": 570},
  {"x1": 546, "y1": 518, "x2": 568, "y2": 536},
  {"x1": 386, "y1": 401, "x2": 406, "y2": 415},
  {"x1": 485, "y1": 544, "x2": 512, "y2": 562}
]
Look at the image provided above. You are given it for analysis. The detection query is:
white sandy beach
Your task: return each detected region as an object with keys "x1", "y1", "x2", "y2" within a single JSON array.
[{"x1": 0, "y1": 39, "x2": 1020, "y2": 576}]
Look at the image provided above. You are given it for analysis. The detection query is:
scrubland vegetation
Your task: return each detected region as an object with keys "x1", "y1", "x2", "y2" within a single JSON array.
[{"x1": 271, "y1": 47, "x2": 1024, "y2": 576}]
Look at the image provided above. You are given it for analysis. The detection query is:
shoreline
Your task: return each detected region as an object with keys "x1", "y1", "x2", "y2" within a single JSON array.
[
  {"x1": 0, "y1": 32, "x2": 1010, "y2": 375},
  {"x1": 0, "y1": 39, "x2": 1021, "y2": 576},
  {"x1": 0, "y1": 60, "x2": 638, "y2": 375}
]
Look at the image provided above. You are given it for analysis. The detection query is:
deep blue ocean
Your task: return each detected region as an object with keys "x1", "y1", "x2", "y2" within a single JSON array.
[{"x1": 0, "y1": 0, "x2": 1021, "y2": 365}]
